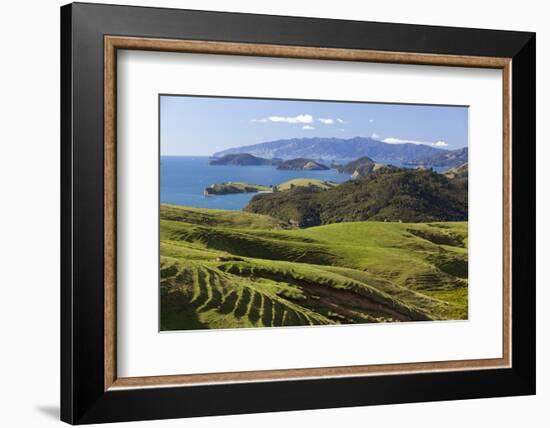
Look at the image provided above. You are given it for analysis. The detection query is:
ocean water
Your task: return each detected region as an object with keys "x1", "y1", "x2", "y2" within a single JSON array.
[
  {"x1": 160, "y1": 156, "x2": 449, "y2": 211},
  {"x1": 160, "y1": 156, "x2": 351, "y2": 210}
]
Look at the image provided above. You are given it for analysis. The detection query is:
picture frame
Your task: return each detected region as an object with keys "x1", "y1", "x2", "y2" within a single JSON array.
[{"x1": 60, "y1": 2, "x2": 535, "y2": 424}]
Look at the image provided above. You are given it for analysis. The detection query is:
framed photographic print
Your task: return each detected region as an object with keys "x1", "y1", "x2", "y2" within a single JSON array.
[{"x1": 60, "y1": 2, "x2": 536, "y2": 424}]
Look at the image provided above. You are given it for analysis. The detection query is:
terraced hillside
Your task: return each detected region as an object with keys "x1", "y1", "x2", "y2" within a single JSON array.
[{"x1": 160, "y1": 204, "x2": 468, "y2": 331}]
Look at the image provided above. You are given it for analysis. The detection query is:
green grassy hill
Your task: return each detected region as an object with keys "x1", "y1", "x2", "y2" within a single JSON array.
[
  {"x1": 276, "y1": 178, "x2": 338, "y2": 191},
  {"x1": 160, "y1": 204, "x2": 288, "y2": 229},
  {"x1": 160, "y1": 204, "x2": 468, "y2": 330}
]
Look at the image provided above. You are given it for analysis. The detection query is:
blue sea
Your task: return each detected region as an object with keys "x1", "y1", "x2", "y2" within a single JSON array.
[
  {"x1": 160, "y1": 156, "x2": 449, "y2": 211},
  {"x1": 160, "y1": 156, "x2": 351, "y2": 210}
]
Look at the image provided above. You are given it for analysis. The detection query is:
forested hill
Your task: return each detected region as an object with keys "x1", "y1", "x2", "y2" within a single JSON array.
[{"x1": 244, "y1": 168, "x2": 468, "y2": 227}]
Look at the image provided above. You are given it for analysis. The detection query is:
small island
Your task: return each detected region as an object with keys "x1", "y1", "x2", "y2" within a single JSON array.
[
  {"x1": 276, "y1": 158, "x2": 329, "y2": 171},
  {"x1": 204, "y1": 178, "x2": 339, "y2": 196},
  {"x1": 204, "y1": 181, "x2": 272, "y2": 196},
  {"x1": 209, "y1": 153, "x2": 280, "y2": 166}
]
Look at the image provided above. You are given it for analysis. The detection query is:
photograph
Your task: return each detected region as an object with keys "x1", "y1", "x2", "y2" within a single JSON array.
[
  {"x1": 55, "y1": 3, "x2": 537, "y2": 424},
  {"x1": 159, "y1": 95, "x2": 469, "y2": 331}
]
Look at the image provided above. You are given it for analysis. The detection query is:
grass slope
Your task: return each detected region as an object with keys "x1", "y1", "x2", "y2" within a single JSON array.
[
  {"x1": 160, "y1": 205, "x2": 468, "y2": 330},
  {"x1": 276, "y1": 178, "x2": 338, "y2": 191},
  {"x1": 160, "y1": 204, "x2": 287, "y2": 229}
]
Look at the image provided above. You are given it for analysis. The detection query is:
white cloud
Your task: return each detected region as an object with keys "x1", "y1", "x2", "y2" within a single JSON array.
[
  {"x1": 252, "y1": 115, "x2": 348, "y2": 127},
  {"x1": 383, "y1": 137, "x2": 448, "y2": 147},
  {"x1": 383, "y1": 137, "x2": 411, "y2": 144},
  {"x1": 272, "y1": 114, "x2": 313, "y2": 124},
  {"x1": 371, "y1": 132, "x2": 380, "y2": 139},
  {"x1": 302, "y1": 125, "x2": 315, "y2": 130},
  {"x1": 253, "y1": 115, "x2": 349, "y2": 126},
  {"x1": 253, "y1": 114, "x2": 313, "y2": 124},
  {"x1": 369, "y1": 119, "x2": 375, "y2": 123}
]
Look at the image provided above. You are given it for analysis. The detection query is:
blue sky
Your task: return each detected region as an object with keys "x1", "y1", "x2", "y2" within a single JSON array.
[{"x1": 160, "y1": 95, "x2": 468, "y2": 156}]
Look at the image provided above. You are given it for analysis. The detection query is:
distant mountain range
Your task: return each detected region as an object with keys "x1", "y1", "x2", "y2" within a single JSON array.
[
  {"x1": 405, "y1": 147, "x2": 468, "y2": 168},
  {"x1": 212, "y1": 137, "x2": 459, "y2": 164}
]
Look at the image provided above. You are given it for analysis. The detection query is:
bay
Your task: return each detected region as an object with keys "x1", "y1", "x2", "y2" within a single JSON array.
[
  {"x1": 160, "y1": 156, "x2": 449, "y2": 211},
  {"x1": 160, "y1": 156, "x2": 351, "y2": 210}
]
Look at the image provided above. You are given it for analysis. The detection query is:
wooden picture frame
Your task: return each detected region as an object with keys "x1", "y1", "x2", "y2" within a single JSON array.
[{"x1": 61, "y1": 2, "x2": 535, "y2": 424}]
